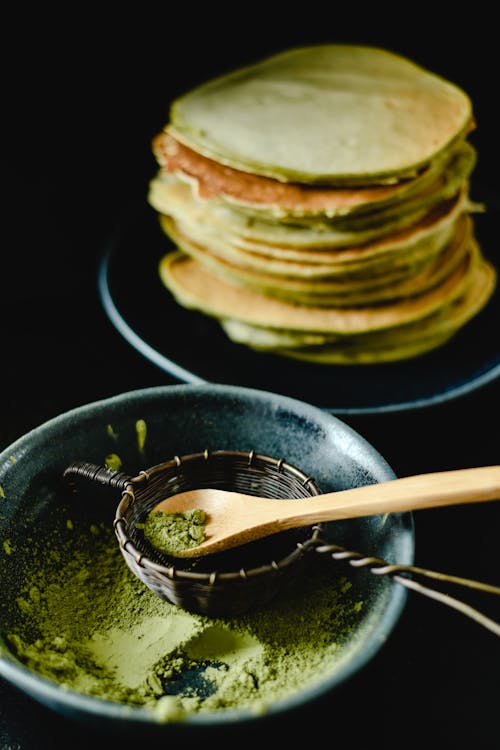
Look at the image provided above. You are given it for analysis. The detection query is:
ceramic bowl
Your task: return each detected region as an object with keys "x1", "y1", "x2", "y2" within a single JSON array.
[{"x1": 0, "y1": 384, "x2": 414, "y2": 734}]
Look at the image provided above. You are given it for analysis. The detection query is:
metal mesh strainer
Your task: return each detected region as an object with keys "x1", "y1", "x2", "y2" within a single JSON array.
[
  {"x1": 64, "y1": 450, "x2": 323, "y2": 617},
  {"x1": 63, "y1": 449, "x2": 500, "y2": 633}
]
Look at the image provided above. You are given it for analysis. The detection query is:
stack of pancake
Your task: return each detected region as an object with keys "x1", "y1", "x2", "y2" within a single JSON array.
[{"x1": 148, "y1": 44, "x2": 497, "y2": 364}]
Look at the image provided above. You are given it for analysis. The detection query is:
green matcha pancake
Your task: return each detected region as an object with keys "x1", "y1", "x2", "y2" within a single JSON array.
[{"x1": 167, "y1": 44, "x2": 473, "y2": 186}]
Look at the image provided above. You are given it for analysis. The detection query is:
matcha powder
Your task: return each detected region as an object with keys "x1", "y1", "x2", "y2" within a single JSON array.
[
  {"x1": 136, "y1": 508, "x2": 206, "y2": 556},
  {"x1": 2, "y1": 522, "x2": 366, "y2": 722}
]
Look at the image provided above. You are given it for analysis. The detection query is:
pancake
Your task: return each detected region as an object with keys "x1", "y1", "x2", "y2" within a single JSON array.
[
  {"x1": 221, "y1": 257, "x2": 494, "y2": 353},
  {"x1": 214, "y1": 257, "x2": 496, "y2": 363},
  {"x1": 153, "y1": 132, "x2": 474, "y2": 219},
  {"x1": 167, "y1": 45, "x2": 473, "y2": 186},
  {"x1": 148, "y1": 44, "x2": 497, "y2": 365},
  {"x1": 159, "y1": 187, "x2": 471, "y2": 278},
  {"x1": 158, "y1": 201, "x2": 460, "y2": 280},
  {"x1": 159, "y1": 240, "x2": 481, "y2": 336},
  {"x1": 161, "y1": 193, "x2": 470, "y2": 285},
  {"x1": 264, "y1": 263, "x2": 496, "y2": 364},
  {"x1": 217, "y1": 194, "x2": 469, "y2": 265},
  {"x1": 160, "y1": 213, "x2": 472, "y2": 307},
  {"x1": 148, "y1": 171, "x2": 476, "y2": 250}
]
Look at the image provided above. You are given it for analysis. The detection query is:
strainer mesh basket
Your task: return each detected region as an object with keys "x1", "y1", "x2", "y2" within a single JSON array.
[{"x1": 65, "y1": 450, "x2": 323, "y2": 617}]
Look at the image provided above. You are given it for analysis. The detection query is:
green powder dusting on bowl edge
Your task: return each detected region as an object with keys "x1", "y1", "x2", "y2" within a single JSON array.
[{"x1": 0, "y1": 521, "x2": 366, "y2": 723}]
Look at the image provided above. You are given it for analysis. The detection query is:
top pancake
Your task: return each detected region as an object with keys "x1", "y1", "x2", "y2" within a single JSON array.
[{"x1": 167, "y1": 44, "x2": 473, "y2": 186}]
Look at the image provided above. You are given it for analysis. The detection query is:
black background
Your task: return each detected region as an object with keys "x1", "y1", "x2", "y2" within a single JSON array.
[{"x1": 2, "y1": 9, "x2": 499, "y2": 748}]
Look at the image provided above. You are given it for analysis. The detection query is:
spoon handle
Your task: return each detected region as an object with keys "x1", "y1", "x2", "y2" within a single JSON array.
[{"x1": 277, "y1": 466, "x2": 500, "y2": 526}]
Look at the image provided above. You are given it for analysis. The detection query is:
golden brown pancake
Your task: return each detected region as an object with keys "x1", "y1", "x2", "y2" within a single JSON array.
[
  {"x1": 210, "y1": 256, "x2": 496, "y2": 363},
  {"x1": 153, "y1": 132, "x2": 472, "y2": 218},
  {"x1": 159, "y1": 240, "x2": 480, "y2": 336}
]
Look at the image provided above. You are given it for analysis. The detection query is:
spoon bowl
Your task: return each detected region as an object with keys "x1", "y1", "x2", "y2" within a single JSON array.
[{"x1": 152, "y1": 465, "x2": 500, "y2": 557}]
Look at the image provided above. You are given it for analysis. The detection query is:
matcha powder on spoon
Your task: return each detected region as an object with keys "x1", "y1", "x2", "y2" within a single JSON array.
[{"x1": 2, "y1": 521, "x2": 365, "y2": 722}]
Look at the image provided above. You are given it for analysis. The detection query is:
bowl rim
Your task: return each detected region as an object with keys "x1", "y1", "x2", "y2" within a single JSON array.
[{"x1": 0, "y1": 383, "x2": 414, "y2": 727}]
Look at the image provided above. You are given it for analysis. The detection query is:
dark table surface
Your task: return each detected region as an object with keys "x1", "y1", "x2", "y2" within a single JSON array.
[{"x1": 2, "y1": 12, "x2": 499, "y2": 748}]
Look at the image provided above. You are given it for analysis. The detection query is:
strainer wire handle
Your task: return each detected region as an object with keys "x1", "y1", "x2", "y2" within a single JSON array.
[
  {"x1": 63, "y1": 460, "x2": 135, "y2": 492},
  {"x1": 314, "y1": 538, "x2": 500, "y2": 637}
]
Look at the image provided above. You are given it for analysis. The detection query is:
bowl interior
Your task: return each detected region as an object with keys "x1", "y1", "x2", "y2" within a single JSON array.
[{"x1": 0, "y1": 384, "x2": 414, "y2": 731}]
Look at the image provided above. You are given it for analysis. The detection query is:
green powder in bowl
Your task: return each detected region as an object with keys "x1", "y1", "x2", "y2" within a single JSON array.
[{"x1": 1, "y1": 517, "x2": 369, "y2": 722}]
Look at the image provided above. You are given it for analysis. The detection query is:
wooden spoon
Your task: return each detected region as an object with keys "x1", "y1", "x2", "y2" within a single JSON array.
[{"x1": 151, "y1": 465, "x2": 500, "y2": 558}]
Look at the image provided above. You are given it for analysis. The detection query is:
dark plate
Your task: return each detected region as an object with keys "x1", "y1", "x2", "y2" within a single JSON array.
[{"x1": 98, "y1": 203, "x2": 500, "y2": 414}]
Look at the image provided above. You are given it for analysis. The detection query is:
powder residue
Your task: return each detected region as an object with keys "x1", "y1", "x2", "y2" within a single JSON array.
[
  {"x1": 106, "y1": 424, "x2": 119, "y2": 441},
  {"x1": 105, "y1": 453, "x2": 122, "y2": 471},
  {"x1": 1, "y1": 521, "x2": 366, "y2": 722},
  {"x1": 3, "y1": 540, "x2": 14, "y2": 555},
  {"x1": 137, "y1": 509, "x2": 206, "y2": 555},
  {"x1": 136, "y1": 419, "x2": 147, "y2": 454}
]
